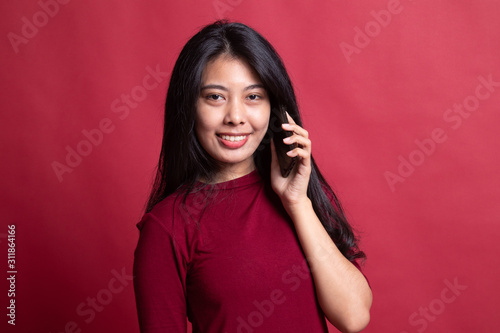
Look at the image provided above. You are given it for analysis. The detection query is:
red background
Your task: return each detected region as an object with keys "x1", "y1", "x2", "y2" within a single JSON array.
[{"x1": 1, "y1": 0, "x2": 499, "y2": 332}]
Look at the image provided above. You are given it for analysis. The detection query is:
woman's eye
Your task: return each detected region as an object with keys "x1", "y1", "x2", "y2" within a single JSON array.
[
  {"x1": 207, "y1": 94, "x2": 223, "y2": 101},
  {"x1": 248, "y1": 94, "x2": 260, "y2": 100}
]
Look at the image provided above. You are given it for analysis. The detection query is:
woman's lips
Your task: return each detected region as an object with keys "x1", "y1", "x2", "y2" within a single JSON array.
[{"x1": 217, "y1": 133, "x2": 250, "y2": 148}]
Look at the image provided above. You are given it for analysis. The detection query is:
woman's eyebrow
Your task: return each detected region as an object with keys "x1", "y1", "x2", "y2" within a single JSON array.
[
  {"x1": 200, "y1": 83, "x2": 265, "y2": 91},
  {"x1": 243, "y1": 84, "x2": 265, "y2": 91},
  {"x1": 200, "y1": 84, "x2": 228, "y2": 91}
]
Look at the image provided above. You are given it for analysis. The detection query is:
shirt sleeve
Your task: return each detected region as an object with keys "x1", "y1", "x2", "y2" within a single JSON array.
[{"x1": 133, "y1": 212, "x2": 188, "y2": 333}]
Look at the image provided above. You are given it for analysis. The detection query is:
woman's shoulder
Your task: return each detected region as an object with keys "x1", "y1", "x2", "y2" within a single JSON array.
[
  {"x1": 135, "y1": 191, "x2": 203, "y2": 261},
  {"x1": 136, "y1": 191, "x2": 191, "y2": 232}
]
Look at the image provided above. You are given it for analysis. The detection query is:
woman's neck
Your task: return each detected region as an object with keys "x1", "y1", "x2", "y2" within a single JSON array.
[{"x1": 199, "y1": 163, "x2": 256, "y2": 184}]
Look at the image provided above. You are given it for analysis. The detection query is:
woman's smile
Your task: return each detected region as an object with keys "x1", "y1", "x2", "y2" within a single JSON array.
[{"x1": 217, "y1": 133, "x2": 250, "y2": 148}]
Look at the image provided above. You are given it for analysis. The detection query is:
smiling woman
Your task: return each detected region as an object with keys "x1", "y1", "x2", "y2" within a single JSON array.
[{"x1": 133, "y1": 20, "x2": 372, "y2": 333}]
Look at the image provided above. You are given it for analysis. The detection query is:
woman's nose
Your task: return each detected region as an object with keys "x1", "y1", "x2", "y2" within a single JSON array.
[{"x1": 224, "y1": 99, "x2": 246, "y2": 125}]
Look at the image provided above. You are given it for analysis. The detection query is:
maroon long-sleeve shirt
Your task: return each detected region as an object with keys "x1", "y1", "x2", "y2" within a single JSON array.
[{"x1": 133, "y1": 170, "x2": 355, "y2": 332}]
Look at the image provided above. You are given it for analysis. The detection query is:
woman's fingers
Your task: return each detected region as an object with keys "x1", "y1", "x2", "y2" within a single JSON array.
[
  {"x1": 285, "y1": 111, "x2": 295, "y2": 124},
  {"x1": 282, "y1": 122, "x2": 309, "y2": 139},
  {"x1": 284, "y1": 111, "x2": 306, "y2": 136},
  {"x1": 286, "y1": 146, "x2": 310, "y2": 159},
  {"x1": 283, "y1": 133, "x2": 311, "y2": 151},
  {"x1": 282, "y1": 111, "x2": 311, "y2": 161}
]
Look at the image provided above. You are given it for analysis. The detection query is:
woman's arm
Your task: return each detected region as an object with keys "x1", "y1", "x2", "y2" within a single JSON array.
[
  {"x1": 270, "y1": 114, "x2": 372, "y2": 333},
  {"x1": 133, "y1": 213, "x2": 188, "y2": 333},
  {"x1": 285, "y1": 199, "x2": 372, "y2": 333}
]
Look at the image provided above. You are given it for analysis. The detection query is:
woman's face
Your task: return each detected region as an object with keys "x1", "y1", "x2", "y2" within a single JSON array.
[{"x1": 195, "y1": 54, "x2": 270, "y2": 181}]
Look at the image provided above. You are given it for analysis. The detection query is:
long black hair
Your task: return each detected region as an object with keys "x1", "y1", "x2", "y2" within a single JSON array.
[{"x1": 146, "y1": 20, "x2": 365, "y2": 263}]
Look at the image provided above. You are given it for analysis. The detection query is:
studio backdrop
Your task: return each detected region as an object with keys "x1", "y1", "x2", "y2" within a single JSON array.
[{"x1": 1, "y1": 0, "x2": 499, "y2": 332}]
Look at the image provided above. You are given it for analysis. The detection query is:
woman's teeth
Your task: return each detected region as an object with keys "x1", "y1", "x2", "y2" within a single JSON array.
[{"x1": 220, "y1": 135, "x2": 247, "y2": 142}]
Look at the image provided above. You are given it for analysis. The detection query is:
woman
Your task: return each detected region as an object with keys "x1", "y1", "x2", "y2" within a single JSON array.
[{"x1": 133, "y1": 21, "x2": 372, "y2": 333}]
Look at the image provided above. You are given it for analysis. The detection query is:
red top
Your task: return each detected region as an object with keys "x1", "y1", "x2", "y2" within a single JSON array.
[{"x1": 133, "y1": 170, "x2": 350, "y2": 332}]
